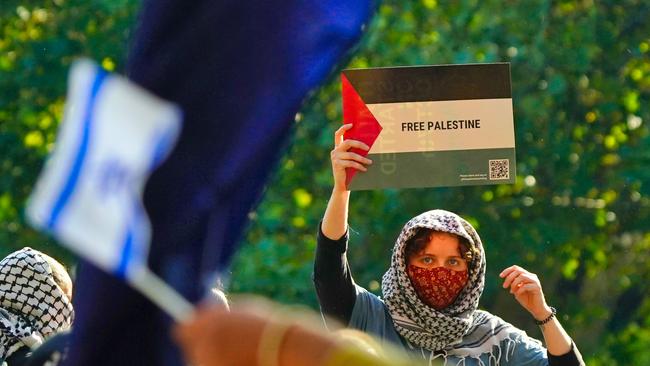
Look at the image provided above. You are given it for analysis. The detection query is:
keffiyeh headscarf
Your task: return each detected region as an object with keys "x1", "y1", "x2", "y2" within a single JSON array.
[
  {"x1": 382, "y1": 210, "x2": 526, "y2": 362},
  {"x1": 0, "y1": 248, "x2": 74, "y2": 360}
]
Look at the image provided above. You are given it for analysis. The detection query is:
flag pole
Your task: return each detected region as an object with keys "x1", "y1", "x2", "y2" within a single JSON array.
[{"x1": 129, "y1": 267, "x2": 195, "y2": 323}]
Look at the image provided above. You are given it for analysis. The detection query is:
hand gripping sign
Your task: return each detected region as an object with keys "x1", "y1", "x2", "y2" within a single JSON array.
[{"x1": 26, "y1": 59, "x2": 193, "y2": 321}]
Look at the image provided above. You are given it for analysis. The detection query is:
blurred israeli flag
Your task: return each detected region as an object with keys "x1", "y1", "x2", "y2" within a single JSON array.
[{"x1": 26, "y1": 59, "x2": 193, "y2": 321}]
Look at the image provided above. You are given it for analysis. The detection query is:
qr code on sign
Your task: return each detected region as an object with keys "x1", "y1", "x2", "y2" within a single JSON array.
[{"x1": 489, "y1": 159, "x2": 510, "y2": 180}]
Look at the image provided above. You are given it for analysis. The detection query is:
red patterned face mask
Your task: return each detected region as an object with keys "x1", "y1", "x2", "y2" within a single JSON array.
[{"x1": 407, "y1": 265, "x2": 468, "y2": 310}]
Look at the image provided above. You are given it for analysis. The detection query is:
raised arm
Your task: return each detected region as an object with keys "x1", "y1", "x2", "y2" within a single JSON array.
[
  {"x1": 322, "y1": 124, "x2": 371, "y2": 239},
  {"x1": 500, "y1": 265, "x2": 585, "y2": 366},
  {"x1": 314, "y1": 124, "x2": 372, "y2": 326}
]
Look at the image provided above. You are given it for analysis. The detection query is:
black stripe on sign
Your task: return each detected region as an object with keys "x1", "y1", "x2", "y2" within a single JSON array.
[{"x1": 343, "y1": 63, "x2": 511, "y2": 104}]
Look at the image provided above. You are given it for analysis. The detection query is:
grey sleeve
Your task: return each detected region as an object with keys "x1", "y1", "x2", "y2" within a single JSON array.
[
  {"x1": 508, "y1": 334, "x2": 584, "y2": 366},
  {"x1": 349, "y1": 285, "x2": 402, "y2": 344}
]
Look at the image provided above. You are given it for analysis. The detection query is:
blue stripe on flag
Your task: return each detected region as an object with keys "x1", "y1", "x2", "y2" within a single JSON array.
[
  {"x1": 116, "y1": 225, "x2": 134, "y2": 278},
  {"x1": 47, "y1": 68, "x2": 108, "y2": 229},
  {"x1": 116, "y1": 199, "x2": 149, "y2": 278},
  {"x1": 150, "y1": 124, "x2": 177, "y2": 169}
]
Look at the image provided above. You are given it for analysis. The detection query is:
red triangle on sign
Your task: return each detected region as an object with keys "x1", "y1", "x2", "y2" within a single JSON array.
[{"x1": 341, "y1": 73, "x2": 383, "y2": 188}]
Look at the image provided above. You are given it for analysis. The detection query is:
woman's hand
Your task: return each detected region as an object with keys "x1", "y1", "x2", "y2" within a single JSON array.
[
  {"x1": 500, "y1": 266, "x2": 580, "y2": 359},
  {"x1": 499, "y1": 265, "x2": 553, "y2": 321},
  {"x1": 331, "y1": 123, "x2": 372, "y2": 192}
]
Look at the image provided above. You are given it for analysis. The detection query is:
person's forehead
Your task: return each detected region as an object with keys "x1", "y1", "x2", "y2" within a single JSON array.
[{"x1": 419, "y1": 232, "x2": 462, "y2": 254}]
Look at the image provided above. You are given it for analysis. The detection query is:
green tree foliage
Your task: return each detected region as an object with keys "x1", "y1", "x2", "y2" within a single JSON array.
[{"x1": 1, "y1": 1, "x2": 649, "y2": 364}]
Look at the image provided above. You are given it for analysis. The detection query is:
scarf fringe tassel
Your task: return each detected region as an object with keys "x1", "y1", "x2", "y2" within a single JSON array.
[{"x1": 427, "y1": 335, "x2": 518, "y2": 366}]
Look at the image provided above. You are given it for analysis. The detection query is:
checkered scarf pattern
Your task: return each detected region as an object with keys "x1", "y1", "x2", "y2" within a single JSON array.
[
  {"x1": 0, "y1": 248, "x2": 74, "y2": 359},
  {"x1": 381, "y1": 209, "x2": 486, "y2": 351}
]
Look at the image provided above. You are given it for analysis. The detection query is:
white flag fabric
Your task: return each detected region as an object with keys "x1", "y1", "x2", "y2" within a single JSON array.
[{"x1": 26, "y1": 59, "x2": 182, "y2": 280}]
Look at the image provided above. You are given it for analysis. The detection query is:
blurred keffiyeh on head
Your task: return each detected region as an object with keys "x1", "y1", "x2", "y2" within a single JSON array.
[{"x1": 0, "y1": 248, "x2": 74, "y2": 360}]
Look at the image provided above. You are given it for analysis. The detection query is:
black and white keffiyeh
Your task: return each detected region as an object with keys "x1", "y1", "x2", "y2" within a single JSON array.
[
  {"x1": 382, "y1": 210, "x2": 525, "y2": 361},
  {"x1": 0, "y1": 248, "x2": 74, "y2": 360}
]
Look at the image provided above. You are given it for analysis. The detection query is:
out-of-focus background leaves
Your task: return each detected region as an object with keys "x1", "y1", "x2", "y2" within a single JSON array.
[{"x1": 2, "y1": 1, "x2": 649, "y2": 364}]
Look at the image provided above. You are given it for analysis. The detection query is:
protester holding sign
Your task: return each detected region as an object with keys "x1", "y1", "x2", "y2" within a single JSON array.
[{"x1": 313, "y1": 124, "x2": 585, "y2": 365}]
